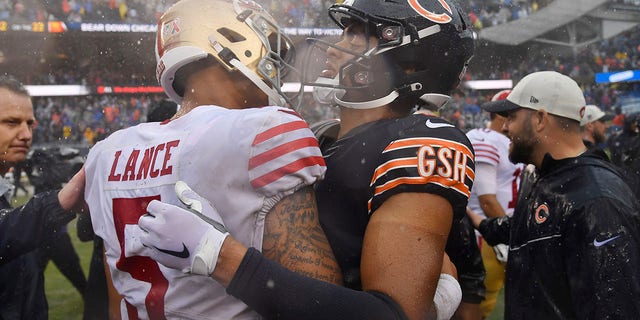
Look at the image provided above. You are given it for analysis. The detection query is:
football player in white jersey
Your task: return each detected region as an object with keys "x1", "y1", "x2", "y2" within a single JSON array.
[
  {"x1": 82, "y1": 0, "x2": 342, "y2": 318},
  {"x1": 466, "y1": 90, "x2": 524, "y2": 318}
]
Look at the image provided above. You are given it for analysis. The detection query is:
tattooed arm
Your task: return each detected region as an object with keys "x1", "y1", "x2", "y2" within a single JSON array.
[
  {"x1": 261, "y1": 186, "x2": 343, "y2": 285},
  {"x1": 140, "y1": 185, "x2": 410, "y2": 318},
  {"x1": 219, "y1": 188, "x2": 412, "y2": 320},
  {"x1": 210, "y1": 186, "x2": 343, "y2": 287}
]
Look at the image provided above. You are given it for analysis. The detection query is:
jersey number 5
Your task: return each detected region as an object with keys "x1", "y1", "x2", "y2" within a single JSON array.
[
  {"x1": 507, "y1": 168, "x2": 522, "y2": 209},
  {"x1": 113, "y1": 196, "x2": 169, "y2": 320}
]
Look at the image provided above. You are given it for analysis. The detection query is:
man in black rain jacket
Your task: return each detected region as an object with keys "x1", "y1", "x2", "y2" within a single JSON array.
[{"x1": 469, "y1": 71, "x2": 640, "y2": 319}]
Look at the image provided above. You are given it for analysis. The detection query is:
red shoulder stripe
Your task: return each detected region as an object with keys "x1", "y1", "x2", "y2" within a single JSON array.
[
  {"x1": 277, "y1": 108, "x2": 304, "y2": 119},
  {"x1": 253, "y1": 120, "x2": 309, "y2": 146},
  {"x1": 249, "y1": 137, "x2": 321, "y2": 169},
  {"x1": 250, "y1": 156, "x2": 326, "y2": 189}
]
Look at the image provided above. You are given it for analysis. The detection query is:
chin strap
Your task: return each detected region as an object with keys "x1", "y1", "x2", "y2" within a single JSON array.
[
  {"x1": 335, "y1": 90, "x2": 400, "y2": 109},
  {"x1": 334, "y1": 88, "x2": 451, "y2": 110},
  {"x1": 228, "y1": 56, "x2": 286, "y2": 106}
]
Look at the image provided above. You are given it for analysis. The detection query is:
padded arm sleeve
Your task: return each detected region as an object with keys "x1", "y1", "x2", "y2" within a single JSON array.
[
  {"x1": 473, "y1": 162, "x2": 498, "y2": 196},
  {"x1": 227, "y1": 248, "x2": 409, "y2": 320},
  {"x1": 446, "y1": 215, "x2": 486, "y2": 303}
]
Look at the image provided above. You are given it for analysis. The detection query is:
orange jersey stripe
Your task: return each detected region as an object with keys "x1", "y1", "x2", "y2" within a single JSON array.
[
  {"x1": 370, "y1": 157, "x2": 418, "y2": 185},
  {"x1": 374, "y1": 175, "x2": 471, "y2": 198},
  {"x1": 371, "y1": 158, "x2": 475, "y2": 186},
  {"x1": 383, "y1": 137, "x2": 473, "y2": 158},
  {"x1": 367, "y1": 175, "x2": 471, "y2": 213}
]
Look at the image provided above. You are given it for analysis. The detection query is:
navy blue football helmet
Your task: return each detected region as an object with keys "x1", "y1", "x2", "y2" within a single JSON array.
[{"x1": 304, "y1": 0, "x2": 475, "y2": 110}]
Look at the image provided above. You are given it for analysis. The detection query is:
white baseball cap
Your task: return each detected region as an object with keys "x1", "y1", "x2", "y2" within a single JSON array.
[
  {"x1": 484, "y1": 71, "x2": 586, "y2": 122},
  {"x1": 580, "y1": 105, "x2": 607, "y2": 126},
  {"x1": 480, "y1": 89, "x2": 511, "y2": 112}
]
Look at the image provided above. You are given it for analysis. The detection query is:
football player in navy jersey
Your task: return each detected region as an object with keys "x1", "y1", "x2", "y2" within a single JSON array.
[{"x1": 136, "y1": 0, "x2": 477, "y2": 319}]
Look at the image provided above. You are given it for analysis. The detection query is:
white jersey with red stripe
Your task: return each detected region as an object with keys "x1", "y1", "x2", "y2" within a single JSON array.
[
  {"x1": 84, "y1": 105, "x2": 325, "y2": 320},
  {"x1": 466, "y1": 128, "x2": 524, "y2": 218}
]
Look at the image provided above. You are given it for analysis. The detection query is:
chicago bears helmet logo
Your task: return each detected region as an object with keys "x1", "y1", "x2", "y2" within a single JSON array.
[
  {"x1": 534, "y1": 203, "x2": 549, "y2": 224},
  {"x1": 407, "y1": 0, "x2": 453, "y2": 23}
]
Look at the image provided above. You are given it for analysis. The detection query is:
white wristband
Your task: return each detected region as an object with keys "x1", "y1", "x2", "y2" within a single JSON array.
[
  {"x1": 191, "y1": 229, "x2": 230, "y2": 276},
  {"x1": 433, "y1": 273, "x2": 462, "y2": 320}
]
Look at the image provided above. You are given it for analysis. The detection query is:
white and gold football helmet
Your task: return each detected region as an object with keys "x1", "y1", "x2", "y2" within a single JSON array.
[{"x1": 155, "y1": 0, "x2": 295, "y2": 106}]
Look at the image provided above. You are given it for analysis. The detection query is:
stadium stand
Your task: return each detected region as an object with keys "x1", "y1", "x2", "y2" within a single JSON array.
[
  {"x1": 0, "y1": 0, "x2": 553, "y2": 27},
  {"x1": 0, "y1": 0, "x2": 638, "y2": 134}
]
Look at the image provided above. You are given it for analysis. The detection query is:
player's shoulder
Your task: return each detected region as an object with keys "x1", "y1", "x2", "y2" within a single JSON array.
[
  {"x1": 89, "y1": 125, "x2": 142, "y2": 152},
  {"x1": 396, "y1": 114, "x2": 473, "y2": 149},
  {"x1": 233, "y1": 106, "x2": 309, "y2": 133},
  {"x1": 467, "y1": 127, "x2": 492, "y2": 139},
  {"x1": 389, "y1": 114, "x2": 455, "y2": 133},
  {"x1": 309, "y1": 118, "x2": 341, "y2": 152},
  {"x1": 467, "y1": 128, "x2": 507, "y2": 145},
  {"x1": 246, "y1": 107, "x2": 325, "y2": 196},
  {"x1": 375, "y1": 115, "x2": 474, "y2": 166},
  {"x1": 241, "y1": 105, "x2": 304, "y2": 121}
]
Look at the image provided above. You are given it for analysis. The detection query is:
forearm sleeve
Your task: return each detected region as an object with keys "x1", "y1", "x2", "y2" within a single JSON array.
[
  {"x1": 446, "y1": 215, "x2": 485, "y2": 303},
  {"x1": 473, "y1": 162, "x2": 498, "y2": 196},
  {"x1": 0, "y1": 190, "x2": 75, "y2": 264},
  {"x1": 227, "y1": 248, "x2": 409, "y2": 320},
  {"x1": 478, "y1": 216, "x2": 510, "y2": 246}
]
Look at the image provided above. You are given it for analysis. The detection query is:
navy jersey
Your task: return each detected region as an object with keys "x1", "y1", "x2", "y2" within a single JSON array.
[{"x1": 315, "y1": 114, "x2": 475, "y2": 289}]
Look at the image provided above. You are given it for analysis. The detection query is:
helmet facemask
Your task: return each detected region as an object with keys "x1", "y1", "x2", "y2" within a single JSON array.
[{"x1": 302, "y1": 0, "x2": 474, "y2": 110}]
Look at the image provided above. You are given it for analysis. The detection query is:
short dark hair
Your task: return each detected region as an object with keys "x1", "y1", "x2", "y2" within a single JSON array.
[
  {"x1": 147, "y1": 99, "x2": 178, "y2": 122},
  {"x1": 172, "y1": 55, "x2": 218, "y2": 98},
  {"x1": 0, "y1": 74, "x2": 29, "y2": 96}
]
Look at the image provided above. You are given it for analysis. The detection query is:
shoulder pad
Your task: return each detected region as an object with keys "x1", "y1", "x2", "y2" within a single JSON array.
[{"x1": 309, "y1": 119, "x2": 341, "y2": 153}]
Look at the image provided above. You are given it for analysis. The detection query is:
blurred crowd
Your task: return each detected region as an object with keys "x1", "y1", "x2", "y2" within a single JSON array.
[
  {"x1": 0, "y1": 0, "x2": 557, "y2": 28},
  {"x1": 30, "y1": 94, "x2": 167, "y2": 146},
  {"x1": 11, "y1": 20, "x2": 637, "y2": 146},
  {"x1": 465, "y1": 0, "x2": 553, "y2": 30},
  {"x1": 2, "y1": 0, "x2": 640, "y2": 30},
  {"x1": 0, "y1": 0, "x2": 179, "y2": 24},
  {"x1": 3, "y1": 0, "x2": 639, "y2": 147}
]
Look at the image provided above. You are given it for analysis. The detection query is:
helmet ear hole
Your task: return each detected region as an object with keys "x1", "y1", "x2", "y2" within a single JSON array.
[{"x1": 217, "y1": 27, "x2": 247, "y2": 43}]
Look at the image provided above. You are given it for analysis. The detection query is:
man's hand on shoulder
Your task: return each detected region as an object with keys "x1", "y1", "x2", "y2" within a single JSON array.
[{"x1": 58, "y1": 166, "x2": 88, "y2": 213}]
